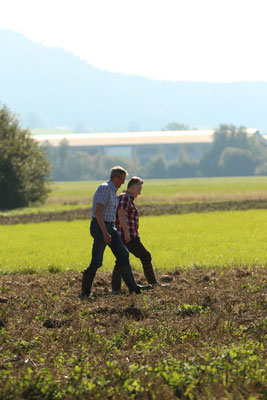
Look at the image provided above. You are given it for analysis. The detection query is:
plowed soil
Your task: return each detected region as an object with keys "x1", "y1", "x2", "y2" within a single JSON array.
[{"x1": 0, "y1": 266, "x2": 266, "y2": 399}]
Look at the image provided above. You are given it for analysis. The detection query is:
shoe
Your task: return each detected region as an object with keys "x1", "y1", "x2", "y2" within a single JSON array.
[
  {"x1": 155, "y1": 283, "x2": 170, "y2": 288},
  {"x1": 112, "y1": 289, "x2": 126, "y2": 295},
  {"x1": 121, "y1": 265, "x2": 153, "y2": 294},
  {"x1": 143, "y1": 263, "x2": 159, "y2": 285},
  {"x1": 132, "y1": 284, "x2": 153, "y2": 294}
]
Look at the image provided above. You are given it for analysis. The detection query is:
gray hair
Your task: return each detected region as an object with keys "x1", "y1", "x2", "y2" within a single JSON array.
[
  {"x1": 127, "y1": 176, "x2": 144, "y2": 189},
  {"x1": 110, "y1": 166, "x2": 128, "y2": 179}
]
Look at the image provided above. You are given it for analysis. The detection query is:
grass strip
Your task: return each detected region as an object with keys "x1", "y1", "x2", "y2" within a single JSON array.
[
  {"x1": 1, "y1": 176, "x2": 267, "y2": 217},
  {"x1": 0, "y1": 210, "x2": 266, "y2": 274}
]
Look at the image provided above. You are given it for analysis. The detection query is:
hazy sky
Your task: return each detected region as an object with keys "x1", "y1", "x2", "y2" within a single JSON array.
[{"x1": 1, "y1": 0, "x2": 267, "y2": 82}]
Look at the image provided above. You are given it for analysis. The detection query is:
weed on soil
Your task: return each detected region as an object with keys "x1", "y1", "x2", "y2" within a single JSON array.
[{"x1": 0, "y1": 266, "x2": 266, "y2": 399}]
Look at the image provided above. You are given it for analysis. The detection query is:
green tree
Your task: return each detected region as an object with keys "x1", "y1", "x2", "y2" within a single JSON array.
[
  {"x1": 199, "y1": 124, "x2": 263, "y2": 177},
  {"x1": 168, "y1": 159, "x2": 198, "y2": 178},
  {"x1": 42, "y1": 140, "x2": 140, "y2": 181},
  {"x1": 218, "y1": 147, "x2": 255, "y2": 176},
  {"x1": 42, "y1": 139, "x2": 71, "y2": 180},
  {"x1": 162, "y1": 122, "x2": 191, "y2": 131},
  {"x1": 144, "y1": 154, "x2": 168, "y2": 178},
  {"x1": 168, "y1": 146, "x2": 198, "y2": 178},
  {"x1": 254, "y1": 162, "x2": 267, "y2": 176},
  {"x1": 0, "y1": 105, "x2": 51, "y2": 209}
]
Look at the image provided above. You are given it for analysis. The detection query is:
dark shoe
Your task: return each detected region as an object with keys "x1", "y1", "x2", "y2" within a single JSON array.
[
  {"x1": 120, "y1": 265, "x2": 141, "y2": 294},
  {"x1": 143, "y1": 263, "x2": 159, "y2": 285},
  {"x1": 121, "y1": 265, "x2": 153, "y2": 294},
  {"x1": 112, "y1": 268, "x2": 152, "y2": 293},
  {"x1": 155, "y1": 283, "x2": 170, "y2": 288},
  {"x1": 81, "y1": 268, "x2": 97, "y2": 297},
  {"x1": 133, "y1": 284, "x2": 153, "y2": 293},
  {"x1": 112, "y1": 289, "x2": 126, "y2": 295},
  {"x1": 80, "y1": 293, "x2": 95, "y2": 302}
]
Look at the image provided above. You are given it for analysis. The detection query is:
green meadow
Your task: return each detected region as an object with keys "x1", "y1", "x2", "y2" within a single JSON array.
[
  {"x1": 1, "y1": 210, "x2": 266, "y2": 274},
  {"x1": 1, "y1": 180, "x2": 267, "y2": 400},
  {"x1": 1, "y1": 176, "x2": 267, "y2": 215},
  {"x1": 46, "y1": 176, "x2": 267, "y2": 205}
]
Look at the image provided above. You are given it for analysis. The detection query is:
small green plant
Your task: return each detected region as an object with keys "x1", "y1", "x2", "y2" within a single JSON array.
[
  {"x1": 48, "y1": 264, "x2": 61, "y2": 273},
  {"x1": 177, "y1": 303, "x2": 205, "y2": 316},
  {"x1": 15, "y1": 338, "x2": 40, "y2": 353}
]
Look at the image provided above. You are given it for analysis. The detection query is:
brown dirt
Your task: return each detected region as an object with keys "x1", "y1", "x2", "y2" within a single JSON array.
[
  {"x1": 1, "y1": 199, "x2": 267, "y2": 225},
  {"x1": 0, "y1": 266, "x2": 266, "y2": 399},
  {"x1": 1, "y1": 266, "x2": 265, "y2": 338}
]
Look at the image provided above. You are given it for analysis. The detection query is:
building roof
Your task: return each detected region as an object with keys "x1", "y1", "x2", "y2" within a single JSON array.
[
  {"x1": 259, "y1": 134, "x2": 267, "y2": 145},
  {"x1": 32, "y1": 129, "x2": 261, "y2": 147}
]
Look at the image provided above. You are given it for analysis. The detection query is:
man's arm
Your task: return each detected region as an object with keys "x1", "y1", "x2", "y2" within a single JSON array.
[
  {"x1": 118, "y1": 209, "x2": 131, "y2": 243},
  {"x1": 95, "y1": 203, "x2": 112, "y2": 244}
]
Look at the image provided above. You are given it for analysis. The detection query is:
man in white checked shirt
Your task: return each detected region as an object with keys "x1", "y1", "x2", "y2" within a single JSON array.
[{"x1": 81, "y1": 166, "x2": 152, "y2": 298}]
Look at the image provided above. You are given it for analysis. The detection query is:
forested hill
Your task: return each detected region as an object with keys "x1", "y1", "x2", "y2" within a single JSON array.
[{"x1": 1, "y1": 28, "x2": 267, "y2": 132}]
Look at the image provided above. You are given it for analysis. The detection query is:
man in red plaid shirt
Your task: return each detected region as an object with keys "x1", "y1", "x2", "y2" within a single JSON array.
[{"x1": 112, "y1": 176, "x2": 162, "y2": 291}]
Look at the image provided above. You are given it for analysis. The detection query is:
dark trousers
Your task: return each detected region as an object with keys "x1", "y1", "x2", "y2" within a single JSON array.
[
  {"x1": 83, "y1": 219, "x2": 143, "y2": 296},
  {"x1": 87, "y1": 218, "x2": 130, "y2": 274},
  {"x1": 112, "y1": 236, "x2": 157, "y2": 287},
  {"x1": 124, "y1": 237, "x2": 151, "y2": 266}
]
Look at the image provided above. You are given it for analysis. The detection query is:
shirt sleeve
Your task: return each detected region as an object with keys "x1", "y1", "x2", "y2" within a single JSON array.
[
  {"x1": 117, "y1": 195, "x2": 129, "y2": 212},
  {"x1": 94, "y1": 185, "x2": 110, "y2": 206}
]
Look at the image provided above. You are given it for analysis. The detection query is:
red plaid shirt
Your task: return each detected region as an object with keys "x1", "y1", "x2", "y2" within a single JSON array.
[{"x1": 116, "y1": 191, "x2": 139, "y2": 240}]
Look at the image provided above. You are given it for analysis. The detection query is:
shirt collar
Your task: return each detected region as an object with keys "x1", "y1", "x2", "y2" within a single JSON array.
[
  {"x1": 124, "y1": 190, "x2": 134, "y2": 201},
  {"x1": 107, "y1": 179, "x2": 118, "y2": 192}
]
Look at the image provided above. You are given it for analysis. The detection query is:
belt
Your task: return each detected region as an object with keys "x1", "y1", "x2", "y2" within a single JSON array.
[{"x1": 92, "y1": 217, "x2": 114, "y2": 224}]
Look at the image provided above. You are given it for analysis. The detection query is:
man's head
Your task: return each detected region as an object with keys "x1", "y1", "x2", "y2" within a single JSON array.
[
  {"x1": 110, "y1": 166, "x2": 127, "y2": 188},
  {"x1": 127, "y1": 176, "x2": 144, "y2": 198}
]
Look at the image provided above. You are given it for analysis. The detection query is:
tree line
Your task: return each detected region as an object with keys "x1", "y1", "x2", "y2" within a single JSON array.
[
  {"x1": 1, "y1": 105, "x2": 266, "y2": 209},
  {"x1": 42, "y1": 124, "x2": 267, "y2": 181}
]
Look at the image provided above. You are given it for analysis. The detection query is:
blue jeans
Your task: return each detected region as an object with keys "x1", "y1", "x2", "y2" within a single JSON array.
[{"x1": 87, "y1": 218, "x2": 130, "y2": 274}]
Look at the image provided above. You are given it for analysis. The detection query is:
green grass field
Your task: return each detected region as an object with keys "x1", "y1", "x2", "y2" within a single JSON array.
[
  {"x1": 1, "y1": 210, "x2": 266, "y2": 274},
  {"x1": 1, "y1": 188, "x2": 266, "y2": 399},
  {"x1": 1, "y1": 176, "x2": 267, "y2": 216}
]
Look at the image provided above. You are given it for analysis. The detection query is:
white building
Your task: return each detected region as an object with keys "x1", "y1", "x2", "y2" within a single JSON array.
[{"x1": 32, "y1": 129, "x2": 264, "y2": 163}]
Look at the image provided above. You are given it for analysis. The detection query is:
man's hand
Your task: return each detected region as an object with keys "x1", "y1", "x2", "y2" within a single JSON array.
[
  {"x1": 103, "y1": 232, "x2": 112, "y2": 244},
  {"x1": 95, "y1": 204, "x2": 112, "y2": 244},
  {"x1": 124, "y1": 233, "x2": 131, "y2": 243},
  {"x1": 118, "y1": 209, "x2": 131, "y2": 243}
]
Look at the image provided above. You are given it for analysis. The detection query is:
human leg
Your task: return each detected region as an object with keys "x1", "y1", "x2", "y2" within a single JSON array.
[
  {"x1": 82, "y1": 219, "x2": 106, "y2": 297},
  {"x1": 108, "y1": 226, "x2": 152, "y2": 293},
  {"x1": 111, "y1": 260, "x2": 122, "y2": 292},
  {"x1": 126, "y1": 237, "x2": 158, "y2": 285}
]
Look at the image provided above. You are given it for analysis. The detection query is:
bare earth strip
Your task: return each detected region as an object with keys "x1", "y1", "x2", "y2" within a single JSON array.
[
  {"x1": 0, "y1": 267, "x2": 266, "y2": 399},
  {"x1": 1, "y1": 199, "x2": 267, "y2": 225}
]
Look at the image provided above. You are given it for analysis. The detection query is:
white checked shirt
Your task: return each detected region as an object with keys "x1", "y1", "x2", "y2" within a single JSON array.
[{"x1": 91, "y1": 179, "x2": 118, "y2": 222}]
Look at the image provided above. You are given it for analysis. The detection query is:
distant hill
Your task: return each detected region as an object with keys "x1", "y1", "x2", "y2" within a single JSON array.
[{"x1": 1, "y1": 28, "x2": 267, "y2": 132}]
